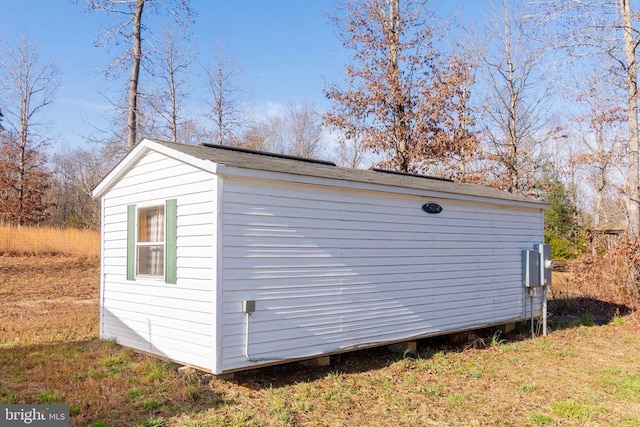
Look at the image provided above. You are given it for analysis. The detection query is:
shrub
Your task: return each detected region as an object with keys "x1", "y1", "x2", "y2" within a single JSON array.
[
  {"x1": 570, "y1": 235, "x2": 640, "y2": 309},
  {"x1": 542, "y1": 176, "x2": 586, "y2": 260}
]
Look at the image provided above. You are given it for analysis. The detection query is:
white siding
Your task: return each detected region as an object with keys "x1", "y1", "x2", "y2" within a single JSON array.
[
  {"x1": 220, "y1": 176, "x2": 544, "y2": 372},
  {"x1": 100, "y1": 150, "x2": 217, "y2": 371}
]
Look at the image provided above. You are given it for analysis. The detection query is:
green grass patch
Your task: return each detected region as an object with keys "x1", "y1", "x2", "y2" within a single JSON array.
[
  {"x1": 469, "y1": 370, "x2": 482, "y2": 379},
  {"x1": 486, "y1": 330, "x2": 506, "y2": 347},
  {"x1": 96, "y1": 353, "x2": 131, "y2": 377},
  {"x1": 35, "y1": 389, "x2": 60, "y2": 404},
  {"x1": 127, "y1": 388, "x2": 143, "y2": 399},
  {"x1": 140, "y1": 398, "x2": 162, "y2": 410},
  {"x1": 266, "y1": 390, "x2": 295, "y2": 426},
  {"x1": 228, "y1": 410, "x2": 256, "y2": 427},
  {"x1": 610, "y1": 314, "x2": 626, "y2": 326},
  {"x1": 141, "y1": 416, "x2": 165, "y2": 427},
  {"x1": 142, "y1": 360, "x2": 169, "y2": 383},
  {"x1": 518, "y1": 384, "x2": 536, "y2": 393},
  {"x1": 599, "y1": 372, "x2": 640, "y2": 402},
  {"x1": 448, "y1": 393, "x2": 465, "y2": 405},
  {"x1": 579, "y1": 312, "x2": 596, "y2": 326},
  {"x1": 619, "y1": 374, "x2": 640, "y2": 401},
  {"x1": 620, "y1": 414, "x2": 640, "y2": 426},
  {"x1": 0, "y1": 389, "x2": 20, "y2": 404},
  {"x1": 528, "y1": 411, "x2": 554, "y2": 425},
  {"x1": 551, "y1": 398, "x2": 607, "y2": 422},
  {"x1": 419, "y1": 385, "x2": 444, "y2": 397}
]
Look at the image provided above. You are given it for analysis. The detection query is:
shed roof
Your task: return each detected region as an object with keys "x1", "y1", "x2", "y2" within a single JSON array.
[
  {"x1": 589, "y1": 220, "x2": 627, "y2": 235},
  {"x1": 93, "y1": 137, "x2": 548, "y2": 208}
]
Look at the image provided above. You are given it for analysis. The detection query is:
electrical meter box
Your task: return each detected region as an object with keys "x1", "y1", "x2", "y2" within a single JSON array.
[
  {"x1": 522, "y1": 244, "x2": 552, "y2": 287},
  {"x1": 522, "y1": 249, "x2": 541, "y2": 287},
  {"x1": 537, "y1": 243, "x2": 552, "y2": 286}
]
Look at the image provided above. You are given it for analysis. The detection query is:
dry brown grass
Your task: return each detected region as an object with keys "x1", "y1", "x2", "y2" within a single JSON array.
[
  {"x1": 549, "y1": 237, "x2": 640, "y2": 325},
  {"x1": 0, "y1": 225, "x2": 100, "y2": 258},
  {"x1": 1, "y1": 255, "x2": 640, "y2": 426}
]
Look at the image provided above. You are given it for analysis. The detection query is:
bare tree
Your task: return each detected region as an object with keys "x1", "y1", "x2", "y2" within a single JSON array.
[
  {"x1": 0, "y1": 34, "x2": 59, "y2": 225},
  {"x1": 237, "y1": 119, "x2": 274, "y2": 151},
  {"x1": 146, "y1": 25, "x2": 194, "y2": 143},
  {"x1": 333, "y1": 126, "x2": 369, "y2": 168},
  {"x1": 324, "y1": 72, "x2": 371, "y2": 168},
  {"x1": 205, "y1": 44, "x2": 247, "y2": 145},
  {"x1": 127, "y1": 0, "x2": 145, "y2": 151},
  {"x1": 236, "y1": 103, "x2": 325, "y2": 159},
  {"x1": 287, "y1": 103, "x2": 324, "y2": 158},
  {"x1": 568, "y1": 77, "x2": 625, "y2": 227},
  {"x1": 538, "y1": 0, "x2": 640, "y2": 236},
  {"x1": 49, "y1": 146, "x2": 109, "y2": 228},
  {"x1": 480, "y1": 0, "x2": 552, "y2": 194},
  {"x1": 80, "y1": 0, "x2": 194, "y2": 151},
  {"x1": 435, "y1": 52, "x2": 483, "y2": 182},
  {"x1": 324, "y1": 0, "x2": 478, "y2": 174},
  {"x1": 621, "y1": 0, "x2": 640, "y2": 236}
]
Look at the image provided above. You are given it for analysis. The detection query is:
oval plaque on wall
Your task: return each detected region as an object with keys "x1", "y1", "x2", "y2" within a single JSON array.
[{"x1": 422, "y1": 202, "x2": 443, "y2": 214}]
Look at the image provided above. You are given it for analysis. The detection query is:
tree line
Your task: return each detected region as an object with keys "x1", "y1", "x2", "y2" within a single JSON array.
[{"x1": 0, "y1": 0, "x2": 637, "y2": 258}]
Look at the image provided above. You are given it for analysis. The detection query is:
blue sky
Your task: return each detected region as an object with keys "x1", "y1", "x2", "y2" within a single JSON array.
[{"x1": 1, "y1": 0, "x2": 478, "y2": 153}]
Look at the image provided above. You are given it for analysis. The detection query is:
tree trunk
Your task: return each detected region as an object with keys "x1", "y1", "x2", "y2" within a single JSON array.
[
  {"x1": 504, "y1": 0, "x2": 519, "y2": 194},
  {"x1": 18, "y1": 85, "x2": 30, "y2": 226},
  {"x1": 594, "y1": 124, "x2": 606, "y2": 228},
  {"x1": 18, "y1": 126, "x2": 26, "y2": 226},
  {"x1": 386, "y1": 0, "x2": 409, "y2": 172},
  {"x1": 216, "y1": 66, "x2": 223, "y2": 145},
  {"x1": 594, "y1": 163, "x2": 605, "y2": 227},
  {"x1": 126, "y1": 0, "x2": 145, "y2": 152},
  {"x1": 169, "y1": 48, "x2": 178, "y2": 144},
  {"x1": 621, "y1": 0, "x2": 640, "y2": 236}
]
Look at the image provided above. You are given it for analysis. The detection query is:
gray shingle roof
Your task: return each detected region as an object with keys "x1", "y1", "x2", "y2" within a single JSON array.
[{"x1": 149, "y1": 138, "x2": 547, "y2": 207}]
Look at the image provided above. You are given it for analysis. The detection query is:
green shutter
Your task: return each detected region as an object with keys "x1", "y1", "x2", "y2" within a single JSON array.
[
  {"x1": 126, "y1": 205, "x2": 136, "y2": 281},
  {"x1": 165, "y1": 199, "x2": 178, "y2": 284}
]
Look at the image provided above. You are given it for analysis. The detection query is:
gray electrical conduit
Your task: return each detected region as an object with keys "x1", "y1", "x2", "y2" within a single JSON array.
[
  {"x1": 244, "y1": 312, "x2": 291, "y2": 362},
  {"x1": 526, "y1": 287, "x2": 548, "y2": 338}
]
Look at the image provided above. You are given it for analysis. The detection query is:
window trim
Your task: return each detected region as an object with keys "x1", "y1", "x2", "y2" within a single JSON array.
[
  {"x1": 165, "y1": 199, "x2": 178, "y2": 284},
  {"x1": 135, "y1": 203, "x2": 166, "y2": 279},
  {"x1": 126, "y1": 199, "x2": 177, "y2": 284}
]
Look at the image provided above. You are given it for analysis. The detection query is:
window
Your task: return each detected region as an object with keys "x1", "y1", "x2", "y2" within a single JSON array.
[
  {"x1": 126, "y1": 199, "x2": 177, "y2": 284},
  {"x1": 137, "y1": 205, "x2": 165, "y2": 276}
]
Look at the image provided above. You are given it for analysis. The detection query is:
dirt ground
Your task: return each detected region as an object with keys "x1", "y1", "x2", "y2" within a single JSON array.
[{"x1": 0, "y1": 256, "x2": 100, "y2": 347}]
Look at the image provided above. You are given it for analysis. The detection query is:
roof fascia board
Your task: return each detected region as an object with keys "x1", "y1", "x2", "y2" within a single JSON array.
[
  {"x1": 92, "y1": 140, "x2": 150, "y2": 198},
  {"x1": 215, "y1": 164, "x2": 549, "y2": 210}
]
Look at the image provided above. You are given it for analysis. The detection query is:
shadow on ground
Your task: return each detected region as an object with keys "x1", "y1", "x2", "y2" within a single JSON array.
[
  {"x1": 228, "y1": 325, "x2": 533, "y2": 390},
  {"x1": 548, "y1": 296, "x2": 634, "y2": 326},
  {"x1": 230, "y1": 298, "x2": 638, "y2": 390}
]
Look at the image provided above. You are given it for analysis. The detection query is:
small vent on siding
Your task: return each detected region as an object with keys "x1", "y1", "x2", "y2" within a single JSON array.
[
  {"x1": 201, "y1": 143, "x2": 337, "y2": 166},
  {"x1": 370, "y1": 168, "x2": 453, "y2": 182}
]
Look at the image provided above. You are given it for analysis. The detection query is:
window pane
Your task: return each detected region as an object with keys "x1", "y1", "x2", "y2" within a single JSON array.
[
  {"x1": 137, "y1": 245, "x2": 164, "y2": 276},
  {"x1": 138, "y1": 206, "x2": 165, "y2": 243}
]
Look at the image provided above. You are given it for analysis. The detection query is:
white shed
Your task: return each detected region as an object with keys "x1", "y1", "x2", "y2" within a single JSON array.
[{"x1": 92, "y1": 138, "x2": 549, "y2": 374}]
